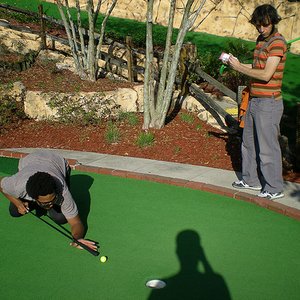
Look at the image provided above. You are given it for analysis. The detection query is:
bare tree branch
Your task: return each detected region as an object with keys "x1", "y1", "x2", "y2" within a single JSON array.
[
  {"x1": 96, "y1": 0, "x2": 118, "y2": 61},
  {"x1": 143, "y1": 0, "x2": 155, "y2": 129},
  {"x1": 55, "y1": 0, "x2": 86, "y2": 78},
  {"x1": 156, "y1": 0, "x2": 176, "y2": 113},
  {"x1": 55, "y1": 0, "x2": 117, "y2": 81},
  {"x1": 143, "y1": 0, "x2": 208, "y2": 129},
  {"x1": 191, "y1": 0, "x2": 221, "y2": 31},
  {"x1": 75, "y1": 0, "x2": 87, "y2": 64}
]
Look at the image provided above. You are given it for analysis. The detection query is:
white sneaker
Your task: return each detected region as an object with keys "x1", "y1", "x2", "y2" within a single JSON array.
[
  {"x1": 257, "y1": 191, "x2": 269, "y2": 198},
  {"x1": 232, "y1": 180, "x2": 261, "y2": 191},
  {"x1": 257, "y1": 191, "x2": 284, "y2": 200}
]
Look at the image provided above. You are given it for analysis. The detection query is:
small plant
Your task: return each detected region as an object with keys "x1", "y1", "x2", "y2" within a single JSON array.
[
  {"x1": 4, "y1": 81, "x2": 14, "y2": 89},
  {"x1": 105, "y1": 121, "x2": 121, "y2": 144},
  {"x1": 118, "y1": 111, "x2": 139, "y2": 126},
  {"x1": 74, "y1": 84, "x2": 81, "y2": 93},
  {"x1": 54, "y1": 75, "x2": 64, "y2": 85},
  {"x1": 180, "y1": 112, "x2": 194, "y2": 124},
  {"x1": 195, "y1": 124, "x2": 202, "y2": 131},
  {"x1": 136, "y1": 131, "x2": 155, "y2": 148},
  {"x1": 38, "y1": 81, "x2": 46, "y2": 90},
  {"x1": 174, "y1": 146, "x2": 181, "y2": 154}
]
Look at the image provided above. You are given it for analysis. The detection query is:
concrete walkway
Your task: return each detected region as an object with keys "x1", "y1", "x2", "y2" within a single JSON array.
[{"x1": 1, "y1": 147, "x2": 300, "y2": 221}]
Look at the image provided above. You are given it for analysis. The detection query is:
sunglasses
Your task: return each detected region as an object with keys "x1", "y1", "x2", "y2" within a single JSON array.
[{"x1": 36, "y1": 194, "x2": 62, "y2": 209}]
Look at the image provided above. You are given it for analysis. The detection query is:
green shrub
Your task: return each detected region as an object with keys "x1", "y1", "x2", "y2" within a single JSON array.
[
  {"x1": 197, "y1": 39, "x2": 252, "y2": 91},
  {"x1": 0, "y1": 10, "x2": 38, "y2": 24},
  {"x1": 198, "y1": 51, "x2": 222, "y2": 80},
  {"x1": 118, "y1": 111, "x2": 139, "y2": 126},
  {"x1": 195, "y1": 124, "x2": 202, "y2": 131},
  {"x1": 105, "y1": 120, "x2": 121, "y2": 144},
  {"x1": 174, "y1": 146, "x2": 181, "y2": 154},
  {"x1": 136, "y1": 131, "x2": 155, "y2": 148},
  {"x1": 180, "y1": 112, "x2": 194, "y2": 124},
  {"x1": 223, "y1": 40, "x2": 253, "y2": 61},
  {"x1": 218, "y1": 40, "x2": 252, "y2": 90}
]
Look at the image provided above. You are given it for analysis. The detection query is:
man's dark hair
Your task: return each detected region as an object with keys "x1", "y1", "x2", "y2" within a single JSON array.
[
  {"x1": 250, "y1": 4, "x2": 282, "y2": 26},
  {"x1": 26, "y1": 172, "x2": 57, "y2": 199}
]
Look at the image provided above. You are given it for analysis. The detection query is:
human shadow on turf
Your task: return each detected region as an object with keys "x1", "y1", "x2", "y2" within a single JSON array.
[
  {"x1": 70, "y1": 174, "x2": 94, "y2": 232},
  {"x1": 148, "y1": 229, "x2": 231, "y2": 300}
]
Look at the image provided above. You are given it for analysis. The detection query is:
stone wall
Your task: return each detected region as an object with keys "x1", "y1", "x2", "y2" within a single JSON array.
[
  {"x1": 45, "y1": 0, "x2": 300, "y2": 54},
  {"x1": 2, "y1": 80, "x2": 227, "y2": 131}
]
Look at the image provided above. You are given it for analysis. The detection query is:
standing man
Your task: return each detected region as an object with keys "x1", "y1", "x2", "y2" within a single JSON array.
[
  {"x1": 229, "y1": 4, "x2": 287, "y2": 200},
  {"x1": 0, "y1": 150, "x2": 98, "y2": 251}
]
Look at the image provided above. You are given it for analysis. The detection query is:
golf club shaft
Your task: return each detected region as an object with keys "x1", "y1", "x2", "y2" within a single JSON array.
[
  {"x1": 29, "y1": 211, "x2": 99, "y2": 256},
  {"x1": 45, "y1": 214, "x2": 100, "y2": 256}
]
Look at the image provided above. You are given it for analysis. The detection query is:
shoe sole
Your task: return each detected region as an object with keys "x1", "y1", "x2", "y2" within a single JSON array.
[
  {"x1": 246, "y1": 186, "x2": 262, "y2": 191},
  {"x1": 232, "y1": 184, "x2": 261, "y2": 191},
  {"x1": 267, "y1": 194, "x2": 285, "y2": 200}
]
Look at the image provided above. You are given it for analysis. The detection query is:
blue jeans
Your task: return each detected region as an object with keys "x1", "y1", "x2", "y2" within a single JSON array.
[{"x1": 241, "y1": 97, "x2": 284, "y2": 193}]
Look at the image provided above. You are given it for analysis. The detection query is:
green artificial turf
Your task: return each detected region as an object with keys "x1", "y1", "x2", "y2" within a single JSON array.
[{"x1": 1, "y1": 156, "x2": 300, "y2": 299}]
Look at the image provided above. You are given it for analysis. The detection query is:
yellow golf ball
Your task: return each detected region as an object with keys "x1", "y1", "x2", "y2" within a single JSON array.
[{"x1": 100, "y1": 255, "x2": 108, "y2": 263}]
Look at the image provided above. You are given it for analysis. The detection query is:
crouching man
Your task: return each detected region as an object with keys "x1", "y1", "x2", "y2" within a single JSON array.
[{"x1": 0, "y1": 150, "x2": 98, "y2": 252}]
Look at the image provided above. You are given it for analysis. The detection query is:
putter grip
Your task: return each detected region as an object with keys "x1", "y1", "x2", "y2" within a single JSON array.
[{"x1": 73, "y1": 238, "x2": 99, "y2": 256}]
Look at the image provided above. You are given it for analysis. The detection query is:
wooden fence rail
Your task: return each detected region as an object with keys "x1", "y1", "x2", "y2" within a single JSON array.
[
  {"x1": 194, "y1": 67, "x2": 236, "y2": 102},
  {"x1": 0, "y1": 4, "x2": 239, "y2": 94},
  {"x1": 189, "y1": 83, "x2": 239, "y2": 131}
]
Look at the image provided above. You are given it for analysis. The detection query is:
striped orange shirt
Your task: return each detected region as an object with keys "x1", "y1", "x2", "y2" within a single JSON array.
[{"x1": 250, "y1": 31, "x2": 287, "y2": 99}]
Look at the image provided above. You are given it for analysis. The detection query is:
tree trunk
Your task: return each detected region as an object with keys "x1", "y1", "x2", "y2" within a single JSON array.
[
  {"x1": 56, "y1": 0, "x2": 87, "y2": 79},
  {"x1": 143, "y1": 0, "x2": 155, "y2": 129},
  {"x1": 86, "y1": 0, "x2": 96, "y2": 81},
  {"x1": 95, "y1": 0, "x2": 118, "y2": 78},
  {"x1": 143, "y1": 0, "x2": 209, "y2": 129},
  {"x1": 55, "y1": 0, "x2": 117, "y2": 82}
]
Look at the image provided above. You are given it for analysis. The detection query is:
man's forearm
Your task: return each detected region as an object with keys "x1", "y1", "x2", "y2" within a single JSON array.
[
  {"x1": 68, "y1": 215, "x2": 85, "y2": 240},
  {"x1": 71, "y1": 223, "x2": 85, "y2": 240},
  {"x1": 0, "y1": 179, "x2": 28, "y2": 214},
  {"x1": 2, "y1": 191, "x2": 24, "y2": 209}
]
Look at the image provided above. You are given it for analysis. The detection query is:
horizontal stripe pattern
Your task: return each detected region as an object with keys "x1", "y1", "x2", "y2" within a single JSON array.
[{"x1": 250, "y1": 33, "x2": 287, "y2": 99}]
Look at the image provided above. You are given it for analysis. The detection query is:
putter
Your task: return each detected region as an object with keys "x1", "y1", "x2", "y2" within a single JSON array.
[{"x1": 28, "y1": 211, "x2": 99, "y2": 256}]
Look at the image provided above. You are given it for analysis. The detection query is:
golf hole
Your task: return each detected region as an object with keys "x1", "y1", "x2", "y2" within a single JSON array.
[{"x1": 145, "y1": 279, "x2": 166, "y2": 289}]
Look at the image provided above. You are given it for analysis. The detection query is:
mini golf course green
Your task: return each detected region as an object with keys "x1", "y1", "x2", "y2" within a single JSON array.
[{"x1": 1, "y1": 156, "x2": 300, "y2": 299}]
